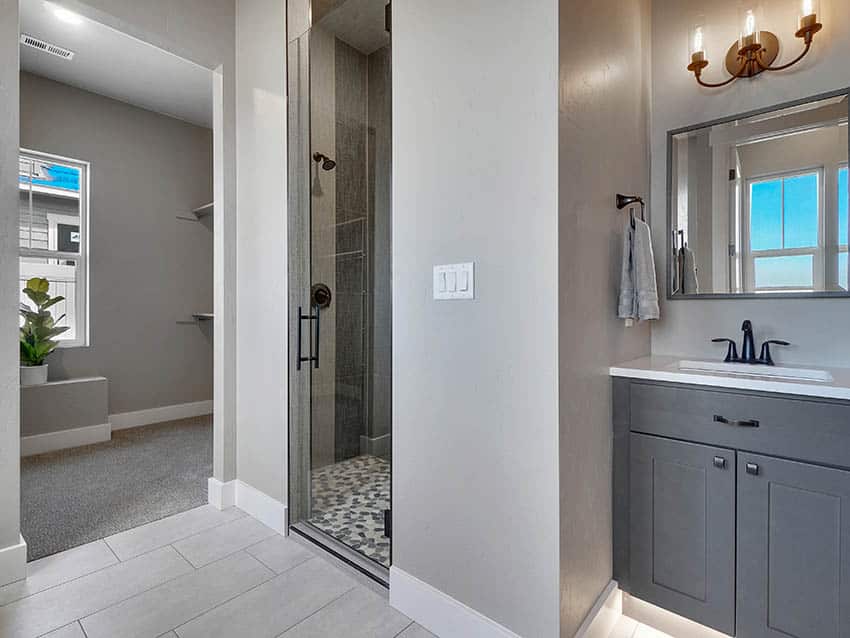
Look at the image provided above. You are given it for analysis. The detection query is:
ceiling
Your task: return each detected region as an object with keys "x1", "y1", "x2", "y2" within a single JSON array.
[
  {"x1": 19, "y1": 0, "x2": 213, "y2": 128},
  {"x1": 317, "y1": 0, "x2": 390, "y2": 56}
]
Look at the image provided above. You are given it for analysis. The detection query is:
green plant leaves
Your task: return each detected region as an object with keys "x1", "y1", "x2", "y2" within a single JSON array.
[{"x1": 19, "y1": 277, "x2": 69, "y2": 367}]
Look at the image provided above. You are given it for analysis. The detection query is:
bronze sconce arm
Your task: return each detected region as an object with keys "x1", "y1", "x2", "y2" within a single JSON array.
[{"x1": 687, "y1": 16, "x2": 823, "y2": 88}]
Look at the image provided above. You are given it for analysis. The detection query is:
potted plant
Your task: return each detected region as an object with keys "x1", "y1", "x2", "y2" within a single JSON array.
[{"x1": 19, "y1": 277, "x2": 68, "y2": 386}]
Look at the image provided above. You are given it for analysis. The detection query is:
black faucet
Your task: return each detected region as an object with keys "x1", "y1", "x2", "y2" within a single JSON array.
[
  {"x1": 711, "y1": 320, "x2": 790, "y2": 366},
  {"x1": 740, "y1": 320, "x2": 756, "y2": 363}
]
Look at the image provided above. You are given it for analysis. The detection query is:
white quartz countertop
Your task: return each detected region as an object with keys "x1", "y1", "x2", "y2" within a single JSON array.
[{"x1": 610, "y1": 355, "x2": 850, "y2": 401}]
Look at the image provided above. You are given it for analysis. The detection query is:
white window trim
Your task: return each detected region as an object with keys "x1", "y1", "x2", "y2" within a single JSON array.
[
  {"x1": 743, "y1": 166, "x2": 825, "y2": 293},
  {"x1": 19, "y1": 148, "x2": 90, "y2": 348}
]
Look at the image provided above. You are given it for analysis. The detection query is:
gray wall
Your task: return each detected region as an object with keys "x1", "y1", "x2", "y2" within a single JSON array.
[
  {"x1": 0, "y1": 0, "x2": 21, "y2": 561},
  {"x1": 557, "y1": 0, "x2": 652, "y2": 634},
  {"x1": 392, "y1": 1, "x2": 560, "y2": 636},
  {"x1": 20, "y1": 72, "x2": 214, "y2": 415},
  {"x1": 650, "y1": 0, "x2": 850, "y2": 366}
]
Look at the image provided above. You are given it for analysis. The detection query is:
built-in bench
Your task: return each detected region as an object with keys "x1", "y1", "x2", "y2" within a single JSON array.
[{"x1": 21, "y1": 377, "x2": 109, "y2": 456}]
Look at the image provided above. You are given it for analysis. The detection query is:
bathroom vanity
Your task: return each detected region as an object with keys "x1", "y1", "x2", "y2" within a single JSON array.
[{"x1": 611, "y1": 357, "x2": 850, "y2": 638}]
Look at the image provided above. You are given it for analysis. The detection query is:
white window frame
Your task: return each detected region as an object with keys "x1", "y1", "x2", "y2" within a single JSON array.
[
  {"x1": 19, "y1": 149, "x2": 90, "y2": 348},
  {"x1": 742, "y1": 166, "x2": 825, "y2": 293}
]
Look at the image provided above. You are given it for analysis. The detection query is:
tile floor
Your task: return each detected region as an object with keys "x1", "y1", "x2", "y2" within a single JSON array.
[
  {"x1": 310, "y1": 454, "x2": 391, "y2": 567},
  {"x1": 609, "y1": 616, "x2": 676, "y2": 638},
  {"x1": 0, "y1": 505, "x2": 435, "y2": 638}
]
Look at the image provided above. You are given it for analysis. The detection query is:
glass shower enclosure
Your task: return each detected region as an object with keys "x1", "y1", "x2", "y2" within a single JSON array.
[{"x1": 287, "y1": 0, "x2": 392, "y2": 581}]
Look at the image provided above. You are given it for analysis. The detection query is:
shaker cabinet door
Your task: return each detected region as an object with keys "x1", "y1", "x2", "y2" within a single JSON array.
[
  {"x1": 630, "y1": 433, "x2": 736, "y2": 635},
  {"x1": 737, "y1": 453, "x2": 850, "y2": 638}
]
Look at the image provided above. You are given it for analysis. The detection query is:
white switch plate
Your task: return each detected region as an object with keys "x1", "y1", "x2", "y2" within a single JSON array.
[{"x1": 434, "y1": 263, "x2": 474, "y2": 300}]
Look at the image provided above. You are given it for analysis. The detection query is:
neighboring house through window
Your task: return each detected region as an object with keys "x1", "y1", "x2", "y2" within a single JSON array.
[{"x1": 19, "y1": 150, "x2": 89, "y2": 347}]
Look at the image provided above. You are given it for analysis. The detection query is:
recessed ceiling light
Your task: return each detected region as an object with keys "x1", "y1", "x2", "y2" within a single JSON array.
[{"x1": 53, "y1": 6, "x2": 83, "y2": 25}]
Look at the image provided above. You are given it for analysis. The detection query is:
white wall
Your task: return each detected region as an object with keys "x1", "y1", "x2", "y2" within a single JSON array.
[
  {"x1": 0, "y1": 0, "x2": 22, "y2": 580},
  {"x1": 391, "y1": 2, "x2": 560, "y2": 636},
  {"x1": 234, "y1": 0, "x2": 288, "y2": 503},
  {"x1": 651, "y1": 0, "x2": 850, "y2": 366}
]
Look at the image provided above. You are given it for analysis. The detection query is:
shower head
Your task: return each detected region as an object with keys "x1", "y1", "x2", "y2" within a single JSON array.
[{"x1": 313, "y1": 152, "x2": 337, "y2": 171}]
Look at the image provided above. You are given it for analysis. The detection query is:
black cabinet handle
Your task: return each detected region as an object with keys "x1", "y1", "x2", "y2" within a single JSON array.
[
  {"x1": 746, "y1": 462, "x2": 760, "y2": 476},
  {"x1": 714, "y1": 414, "x2": 759, "y2": 428},
  {"x1": 713, "y1": 456, "x2": 727, "y2": 469}
]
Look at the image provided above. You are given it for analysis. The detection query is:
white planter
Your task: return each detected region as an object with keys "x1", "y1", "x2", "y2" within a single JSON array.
[{"x1": 20, "y1": 364, "x2": 48, "y2": 386}]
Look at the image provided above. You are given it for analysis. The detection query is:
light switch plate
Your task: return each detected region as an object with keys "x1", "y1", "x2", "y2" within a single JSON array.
[{"x1": 434, "y1": 263, "x2": 474, "y2": 300}]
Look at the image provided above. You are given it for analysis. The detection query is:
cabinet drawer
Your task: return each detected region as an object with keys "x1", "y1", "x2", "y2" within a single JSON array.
[{"x1": 630, "y1": 382, "x2": 850, "y2": 469}]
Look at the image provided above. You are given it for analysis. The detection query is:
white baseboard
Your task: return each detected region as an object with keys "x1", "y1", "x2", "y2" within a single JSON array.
[
  {"x1": 207, "y1": 478, "x2": 287, "y2": 535},
  {"x1": 389, "y1": 566, "x2": 521, "y2": 638},
  {"x1": 208, "y1": 477, "x2": 236, "y2": 509},
  {"x1": 110, "y1": 400, "x2": 213, "y2": 430},
  {"x1": 21, "y1": 423, "x2": 112, "y2": 457},
  {"x1": 575, "y1": 580, "x2": 621, "y2": 638},
  {"x1": 0, "y1": 535, "x2": 27, "y2": 587}
]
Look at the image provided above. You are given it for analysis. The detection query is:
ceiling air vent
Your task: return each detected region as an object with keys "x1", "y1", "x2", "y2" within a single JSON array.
[{"x1": 20, "y1": 34, "x2": 75, "y2": 60}]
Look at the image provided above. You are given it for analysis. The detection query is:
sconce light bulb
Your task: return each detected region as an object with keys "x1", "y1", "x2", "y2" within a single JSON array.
[
  {"x1": 694, "y1": 26, "x2": 704, "y2": 53},
  {"x1": 802, "y1": 0, "x2": 814, "y2": 17},
  {"x1": 745, "y1": 10, "x2": 756, "y2": 36}
]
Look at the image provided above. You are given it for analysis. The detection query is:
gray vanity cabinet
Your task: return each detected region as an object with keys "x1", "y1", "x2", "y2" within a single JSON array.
[
  {"x1": 736, "y1": 453, "x2": 850, "y2": 638},
  {"x1": 630, "y1": 433, "x2": 736, "y2": 635},
  {"x1": 613, "y1": 378, "x2": 850, "y2": 637}
]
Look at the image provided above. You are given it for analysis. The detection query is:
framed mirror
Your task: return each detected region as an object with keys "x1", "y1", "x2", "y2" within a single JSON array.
[{"x1": 668, "y1": 88, "x2": 849, "y2": 299}]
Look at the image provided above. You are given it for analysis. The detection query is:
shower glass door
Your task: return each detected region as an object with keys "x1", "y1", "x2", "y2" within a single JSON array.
[{"x1": 288, "y1": 0, "x2": 392, "y2": 573}]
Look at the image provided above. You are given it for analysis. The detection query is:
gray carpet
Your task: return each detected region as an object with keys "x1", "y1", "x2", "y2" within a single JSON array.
[{"x1": 21, "y1": 415, "x2": 212, "y2": 561}]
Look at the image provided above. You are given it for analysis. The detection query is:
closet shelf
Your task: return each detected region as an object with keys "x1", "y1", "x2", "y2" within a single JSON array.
[{"x1": 192, "y1": 203, "x2": 214, "y2": 219}]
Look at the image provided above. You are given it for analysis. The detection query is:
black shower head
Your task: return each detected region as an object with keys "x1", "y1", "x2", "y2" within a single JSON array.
[{"x1": 313, "y1": 152, "x2": 337, "y2": 171}]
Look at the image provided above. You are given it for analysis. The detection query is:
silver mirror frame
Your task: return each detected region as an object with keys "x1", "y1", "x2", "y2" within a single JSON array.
[{"x1": 666, "y1": 86, "x2": 850, "y2": 300}]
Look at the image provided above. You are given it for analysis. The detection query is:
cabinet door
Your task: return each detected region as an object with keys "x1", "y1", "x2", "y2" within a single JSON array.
[
  {"x1": 737, "y1": 453, "x2": 850, "y2": 638},
  {"x1": 630, "y1": 434, "x2": 736, "y2": 635}
]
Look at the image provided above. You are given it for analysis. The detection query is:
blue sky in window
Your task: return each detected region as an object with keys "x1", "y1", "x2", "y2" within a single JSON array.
[
  {"x1": 751, "y1": 180, "x2": 782, "y2": 250},
  {"x1": 19, "y1": 163, "x2": 80, "y2": 192},
  {"x1": 783, "y1": 173, "x2": 818, "y2": 248},
  {"x1": 840, "y1": 167, "x2": 848, "y2": 246}
]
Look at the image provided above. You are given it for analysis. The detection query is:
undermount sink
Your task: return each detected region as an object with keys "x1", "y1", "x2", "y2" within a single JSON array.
[{"x1": 676, "y1": 360, "x2": 834, "y2": 383}]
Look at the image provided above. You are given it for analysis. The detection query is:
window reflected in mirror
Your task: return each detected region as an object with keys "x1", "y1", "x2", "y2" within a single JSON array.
[{"x1": 669, "y1": 92, "x2": 849, "y2": 297}]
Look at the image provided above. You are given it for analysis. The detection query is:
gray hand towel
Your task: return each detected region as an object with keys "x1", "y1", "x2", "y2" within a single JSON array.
[
  {"x1": 618, "y1": 218, "x2": 660, "y2": 322},
  {"x1": 683, "y1": 246, "x2": 699, "y2": 294}
]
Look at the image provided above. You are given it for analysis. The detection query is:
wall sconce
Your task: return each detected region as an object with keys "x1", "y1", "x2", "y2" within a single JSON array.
[{"x1": 687, "y1": 1, "x2": 823, "y2": 88}]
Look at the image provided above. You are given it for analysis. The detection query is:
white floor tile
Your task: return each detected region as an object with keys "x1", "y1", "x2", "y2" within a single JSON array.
[
  {"x1": 396, "y1": 624, "x2": 437, "y2": 638},
  {"x1": 280, "y1": 586, "x2": 411, "y2": 638},
  {"x1": 175, "y1": 558, "x2": 356, "y2": 638},
  {"x1": 105, "y1": 505, "x2": 246, "y2": 561},
  {"x1": 42, "y1": 621, "x2": 86, "y2": 637},
  {"x1": 81, "y1": 551, "x2": 274, "y2": 638},
  {"x1": 633, "y1": 623, "x2": 676, "y2": 638},
  {"x1": 172, "y1": 515, "x2": 277, "y2": 568},
  {"x1": 0, "y1": 546, "x2": 191, "y2": 638},
  {"x1": 245, "y1": 535, "x2": 315, "y2": 574},
  {"x1": 0, "y1": 541, "x2": 117, "y2": 606},
  {"x1": 608, "y1": 616, "x2": 639, "y2": 638}
]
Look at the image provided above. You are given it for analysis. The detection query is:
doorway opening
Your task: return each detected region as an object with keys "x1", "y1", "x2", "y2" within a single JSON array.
[{"x1": 17, "y1": 0, "x2": 218, "y2": 561}]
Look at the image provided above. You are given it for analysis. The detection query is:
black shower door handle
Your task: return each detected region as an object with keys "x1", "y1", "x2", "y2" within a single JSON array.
[{"x1": 296, "y1": 305, "x2": 320, "y2": 370}]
